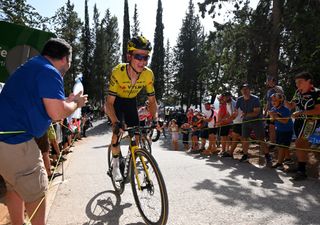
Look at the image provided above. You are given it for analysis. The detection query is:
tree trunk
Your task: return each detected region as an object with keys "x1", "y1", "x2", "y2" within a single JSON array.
[{"x1": 267, "y1": 0, "x2": 283, "y2": 80}]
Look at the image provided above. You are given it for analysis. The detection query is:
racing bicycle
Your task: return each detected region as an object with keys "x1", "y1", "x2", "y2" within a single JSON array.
[{"x1": 107, "y1": 126, "x2": 169, "y2": 225}]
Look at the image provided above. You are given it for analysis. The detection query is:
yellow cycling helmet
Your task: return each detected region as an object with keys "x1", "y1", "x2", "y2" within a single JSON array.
[{"x1": 127, "y1": 36, "x2": 152, "y2": 52}]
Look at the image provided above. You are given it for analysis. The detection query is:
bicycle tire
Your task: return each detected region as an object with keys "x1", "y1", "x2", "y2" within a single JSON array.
[
  {"x1": 107, "y1": 145, "x2": 125, "y2": 194},
  {"x1": 139, "y1": 137, "x2": 152, "y2": 154},
  {"x1": 149, "y1": 128, "x2": 161, "y2": 142},
  {"x1": 130, "y1": 148, "x2": 169, "y2": 225}
]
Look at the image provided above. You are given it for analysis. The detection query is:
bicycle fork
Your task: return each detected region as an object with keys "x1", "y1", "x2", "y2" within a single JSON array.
[{"x1": 131, "y1": 145, "x2": 152, "y2": 191}]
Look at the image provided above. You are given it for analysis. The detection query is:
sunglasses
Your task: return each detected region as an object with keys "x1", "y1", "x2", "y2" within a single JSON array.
[{"x1": 133, "y1": 54, "x2": 150, "y2": 61}]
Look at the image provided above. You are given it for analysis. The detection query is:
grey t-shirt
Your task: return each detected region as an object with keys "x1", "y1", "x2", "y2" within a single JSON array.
[{"x1": 235, "y1": 94, "x2": 261, "y2": 121}]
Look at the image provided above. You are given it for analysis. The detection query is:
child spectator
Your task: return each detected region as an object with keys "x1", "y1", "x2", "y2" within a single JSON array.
[
  {"x1": 190, "y1": 109, "x2": 203, "y2": 153},
  {"x1": 181, "y1": 122, "x2": 191, "y2": 151},
  {"x1": 269, "y1": 93, "x2": 293, "y2": 170},
  {"x1": 169, "y1": 119, "x2": 179, "y2": 150}
]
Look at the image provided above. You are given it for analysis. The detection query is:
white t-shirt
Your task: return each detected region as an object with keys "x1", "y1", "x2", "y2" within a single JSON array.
[
  {"x1": 71, "y1": 80, "x2": 84, "y2": 119},
  {"x1": 231, "y1": 98, "x2": 243, "y2": 123},
  {"x1": 203, "y1": 108, "x2": 216, "y2": 128}
]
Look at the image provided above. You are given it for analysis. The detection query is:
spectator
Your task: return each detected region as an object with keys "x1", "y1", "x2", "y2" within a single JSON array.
[
  {"x1": 169, "y1": 119, "x2": 179, "y2": 150},
  {"x1": 81, "y1": 104, "x2": 93, "y2": 137},
  {"x1": 264, "y1": 76, "x2": 284, "y2": 148},
  {"x1": 47, "y1": 123, "x2": 66, "y2": 166},
  {"x1": 190, "y1": 109, "x2": 203, "y2": 153},
  {"x1": 34, "y1": 133, "x2": 53, "y2": 179},
  {"x1": 187, "y1": 108, "x2": 194, "y2": 124},
  {"x1": 216, "y1": 94, "x2": 232, "y2": 155},
  {"x1": 201, "y1": 102, "x2": 218, "y2": 155},
  {"x1": 268, "y1": 93, "x2": 293, "y2": 170},
  {"x1": 181, "y1": 122, "x2": 191, "y2": 151},
  {"x1": 235, "y1": 83, "x2": 271, "y2": 165},
  {"x1": 61, "y1": 118, "x2": 72, "y2": 151},
  {"x1": 0, "y1": 38, "x2": 87, "y2": 225},
  {"x1": 222, "y1": 93, "x2": 243, "y2": 158},
  {"x1": 285, "y1": 72, "x2": 320, "y2": 180},
  {"x1": 71, "y1": 73, "x2": 84, "y2": 140}
]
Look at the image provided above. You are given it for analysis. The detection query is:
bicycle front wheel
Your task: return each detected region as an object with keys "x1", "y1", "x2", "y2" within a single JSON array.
[{"x1": 130, "y1": 148, "x2": 169, "y2": 225}]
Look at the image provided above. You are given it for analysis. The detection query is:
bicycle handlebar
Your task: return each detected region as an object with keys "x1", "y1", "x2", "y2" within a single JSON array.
[{"x1": 124, "y1": 125, "x2": 156, "y2": 132}]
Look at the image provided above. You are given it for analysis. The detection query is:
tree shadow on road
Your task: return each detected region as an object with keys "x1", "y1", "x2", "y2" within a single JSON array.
[{"x1": 192, "y1": 155, "x2": 320, "y2": 224}]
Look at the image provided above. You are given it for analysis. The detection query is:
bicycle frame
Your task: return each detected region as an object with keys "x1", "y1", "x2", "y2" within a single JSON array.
[{"x1": 128, "y1": 134, "x2": 152, "y2": 191}]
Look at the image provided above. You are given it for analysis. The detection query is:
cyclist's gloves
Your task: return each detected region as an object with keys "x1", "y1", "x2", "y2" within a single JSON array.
[{"x1": 113, "y1": 121, "x2": 124, "y2": 135}]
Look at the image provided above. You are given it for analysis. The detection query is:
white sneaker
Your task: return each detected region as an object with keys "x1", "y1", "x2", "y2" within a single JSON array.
[{"x1": 112, "y1": 157, "x2": 123, "y2": 181}]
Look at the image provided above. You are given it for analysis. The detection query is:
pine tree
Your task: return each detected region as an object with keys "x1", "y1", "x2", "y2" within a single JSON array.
[
  {"x1": 174, "y1": 0, "x2": 205, "y2": 108},
  {"x1": 92, "y1": 6, "x2": 120, "y2": 104},
  {"x1": 53, "y1": 0, "x2": 82, "y2": 93},
  {"x1": 122, "y1": 0, "x2": 131, "y2": 62},
  {"x1": 81, "y1": 0, "x2": 93, "y2": 98},
  {"x1": 150, "y1": 0, "x2": 165, "y2": 100},
  {"x1": 131, "y1": 4, "x2": 140, "y2": 37},
  {"x1": 163, "y1": 39, "x2": 176, "y2": 105}
]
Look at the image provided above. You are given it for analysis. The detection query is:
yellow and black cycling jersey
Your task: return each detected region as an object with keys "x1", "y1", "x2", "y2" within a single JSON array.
[{"x1": 108, "y1": 63, "x2": 155, "y2": 98}]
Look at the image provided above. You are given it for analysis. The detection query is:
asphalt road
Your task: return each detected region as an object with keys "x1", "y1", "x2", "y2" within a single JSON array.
[{"x1": 46, "y1": 119, "x2": 320, "y2": 225}]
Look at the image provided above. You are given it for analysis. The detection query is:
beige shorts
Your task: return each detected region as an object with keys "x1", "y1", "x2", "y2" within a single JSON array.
[{"x1": 0, "y1": 139, "x2": 48, "y2": 203}]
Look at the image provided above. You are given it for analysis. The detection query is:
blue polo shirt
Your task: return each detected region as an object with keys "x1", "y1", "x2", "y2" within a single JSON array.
[
  {"x1": 270, "y1": 105, "x2": 293, "y2": 132},
  {"x1": 0, "y1": 55, "x2": 65, "y2": 144}
]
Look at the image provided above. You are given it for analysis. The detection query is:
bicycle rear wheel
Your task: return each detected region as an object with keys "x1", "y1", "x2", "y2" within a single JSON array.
[
  {"x1": 130, "y1": 148, "x2": 169, "y2": 225},
  {"x1": 107, "y1": 145, "x2": 125, "y2": 194}
]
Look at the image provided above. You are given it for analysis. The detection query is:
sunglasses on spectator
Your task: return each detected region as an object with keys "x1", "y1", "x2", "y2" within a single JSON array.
[{"x1": 133, "y1": 54, "x2": 150, "y2": 61}]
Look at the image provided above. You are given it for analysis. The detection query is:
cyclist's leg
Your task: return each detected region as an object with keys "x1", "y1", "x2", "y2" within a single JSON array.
[
  {"x1": 123, "y1": 98, "x2": 140, "y2": 143},
  {"x1": 112, "y1": 97, "x2": 124, "y2": 156},
  {"x1": 111, "y1": 97, "x2": 126, "y2": 181}
]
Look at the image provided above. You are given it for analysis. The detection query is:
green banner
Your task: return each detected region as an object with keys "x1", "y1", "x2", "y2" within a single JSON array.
[{"x1": 0, "y1": 21, "x2": 55, "y2": 82}]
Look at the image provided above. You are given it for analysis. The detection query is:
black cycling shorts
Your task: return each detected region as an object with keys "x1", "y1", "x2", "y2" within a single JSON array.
[
  {"x1": 114, "y1": 97, "x2": 139, "y2": 127},
  {"x1": 294, "y1": 118, "x2": 319, "y2": 139}
]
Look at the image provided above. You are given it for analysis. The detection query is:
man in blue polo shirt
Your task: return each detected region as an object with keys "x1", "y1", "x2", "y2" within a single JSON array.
[{"x1": 0, "y1": 38, "x2": 88, "y2": 225}]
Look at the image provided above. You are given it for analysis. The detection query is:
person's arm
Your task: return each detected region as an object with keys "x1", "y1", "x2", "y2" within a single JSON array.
[
  {"x1": 148, "y1": 95, "x2": 158, "y2": 120},
  {"x1": 105, "y1": 95, "x2": 118, "y2": 124},
  {"x1": 243, "y1": 106, "x2": 260, "y2": 119},
  {"x1": 269, "y1": 111, "x2": 289, "y2": 124},
  {"x1": 292, "y1": 104, "x2": 320, "y2": 118},
  {"x1": 43, "y1": 91, "x2": 87, "y2": 121}
]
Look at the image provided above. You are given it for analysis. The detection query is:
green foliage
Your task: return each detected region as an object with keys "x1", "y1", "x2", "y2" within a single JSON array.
[
  {"x1": 0, "y1": 0, "x2": 49, "y2": 30},
  {"x1": 53, "y1": 0, "x2": 83, "y2": 94},
  {"x1": 131, "y1": 4, "x2": 140, "y2": 37},
  {"x1": 3, "y1": 0, "x2": 320, "y2": 107},
  {"x1": 150, "y1": 0, "x2": 165, "y2": 101},
  {"x1": 198, "y1": 0, "x2": 320, "y2": 100},
  {"x1": 173, "y1": 0, "x2": 206, "y2": 108},
  {"x1": 163, "y1": 39, "x2": 177, "y2": 106},
  {"x1": 92, "y1": 8, "x2": 121, "y2": 104},
  {"x1": 122, "y1": 0, "x2": 130, "y2": 63},
  {"x1": 81, "y1": 0, "x2": 93, "y2": 100}
]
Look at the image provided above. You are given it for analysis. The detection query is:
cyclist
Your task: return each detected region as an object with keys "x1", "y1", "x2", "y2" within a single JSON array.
[{"x1": 105, "y1": 36, "x2": 158, "y2": 181}]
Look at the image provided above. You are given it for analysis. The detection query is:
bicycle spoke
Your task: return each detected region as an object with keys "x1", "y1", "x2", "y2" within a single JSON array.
[{"x1": 131, "y1": 149, "x2": 168, "y2": 225}]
